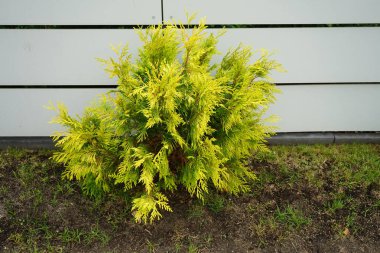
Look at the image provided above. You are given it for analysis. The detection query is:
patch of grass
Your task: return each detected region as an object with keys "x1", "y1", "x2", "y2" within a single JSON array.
[
  {"x1": 325, "y1": 199, "x2": 345, "y2": 215},
  {"x1": 275, "y1": 205, "x2": 310, "y2": 229},
  {"x1": 173, "y1": 242, "x2": 183, "y2": 253},
  {"x1": 146, "y1": 239, "x2": 157, "y2": 253},
  {"x1": 203, "y1": 233, "x2": 213, "y2": 245},
  {"x1": 332, "y1": 211, "x2": 359, "y2": 238},
  {"x1": 345, "y1": 212, "x2": 358, "y2": 234},
  {"x1": 266, "y1": 144, "x2": 380, "y2": 190},
  {"x1": 59, "y1": 225, "x2": 110, "y2": 246},
  {"x1": 84, "y1": 224, "x2": 110, "y2": 245},
  {"x1": 371, "y1": 199, "x2": 380, "y2": 209},
  {"x1": 7, "y1": 223, "x2": 58, "y2": 252},
  {"x1": 188, "y1": 203, "x2": 205, "y2": 219},
  {"x1": 0, "y1": 185, "x2": 8, "y2": 195},
  {"x1": 60, "y1": 228, "x2": 84, "y2": 244},
  {"x1": 5, "y1": 148, "x2": 29, "y2": 160},
  {"x1": 188, "y1": 242, "x2": 199, "y2": 253},
  {"x1": 250, "y1": 216, "x2": 280, "y2": 246}
]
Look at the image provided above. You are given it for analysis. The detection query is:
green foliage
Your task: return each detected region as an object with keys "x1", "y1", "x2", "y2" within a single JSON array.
[{"x1": 49, "y1": 18, "x2": 281, "y2": 223}]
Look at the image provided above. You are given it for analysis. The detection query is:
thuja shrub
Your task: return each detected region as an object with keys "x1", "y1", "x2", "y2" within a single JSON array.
[{"x1": 50, "y1": 19, "x2": 281, "y2": 223}]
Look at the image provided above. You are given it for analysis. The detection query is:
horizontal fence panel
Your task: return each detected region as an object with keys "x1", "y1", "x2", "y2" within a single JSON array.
[
  {"x1": 0, "y1": 0, "x2": 161, "y2": 25},
  {"x1": 164, "y1": 0, "x2": 380, "y2": 24},
  {"x1": 1, "y1": 85, "x2": 379, "y2": 136},
  {"x1": 0, "y1": 30, "x2": 142, "y2": 86},
  {"x1": 0, "y1": 89, "x2": 110, "y2": 136},
  {"x1": 0, "y1": 28, "x2": 379, "y2": 86},
  {"x1": 216, "y1": 28, "x2": 380, "y2": 83},
  {"x1": 0, "y1": 27, "x2": 380, "y2": 85},
  {"x1": 268, "y1": 84, "x2": 380, "y2": 132}
]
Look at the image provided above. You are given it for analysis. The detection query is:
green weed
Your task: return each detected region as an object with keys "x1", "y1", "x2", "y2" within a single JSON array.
[
  {"x1": 6, "y1": 148, "x2": 28, "y2": 160},
  {"x1": 206, "y1": 193, "x2": 226, "y2": 213},
  {"x1": 250, "y1": 216, "x2": 279, "y2": 246},
  {"x1": 84, "y1": 224, "x2": 110, "y2": 245},
  {"x1": 188, "y1": 204, "x2": 205, "y2": 219},
  {"x1": 188, "y1": 243, "x2": 199, "y2": 253},
  {"x1": 345, "y1": 212, "x2": 358, "y2": 234},
  {"x1": 174, "y1": 242, "x2": 183, "y2": 253},
  {"x1": 325, "y1": 199, "x2": 345, "y2": 214},
  {"x1": 146, "y1": 239, "x2": 157, "y2": 253},
  {"x1": 60, "y1": 228, "x2": 84, "y2": 244},
  {"x1": 275, "y1": 205, "x2": 310, "y2": 229}
]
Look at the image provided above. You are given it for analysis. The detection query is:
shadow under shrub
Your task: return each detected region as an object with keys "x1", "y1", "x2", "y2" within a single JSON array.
[{"x1": 49, "y1": 18, "x2": 281, "y2": 223}]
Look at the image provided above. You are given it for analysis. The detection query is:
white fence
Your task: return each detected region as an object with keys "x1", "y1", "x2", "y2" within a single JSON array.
[{"x1": 0, "y1": 0, "x2": 379, "y2": 136}]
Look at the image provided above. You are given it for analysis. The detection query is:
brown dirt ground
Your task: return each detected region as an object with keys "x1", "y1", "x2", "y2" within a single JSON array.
[{"x1": 0, "y1": 147, "x2": 379, "y2": 252}]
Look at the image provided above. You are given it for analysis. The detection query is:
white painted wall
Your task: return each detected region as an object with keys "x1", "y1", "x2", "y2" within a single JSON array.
[
  {"x1": 1, "y1": 28, "x2": 379, "y2": 86},
  {"x1": 164, "y1": 0, "x2": 380, "y2": 24},
  {"x1": 0, "y1": 0, "x2": 379, "y2": 135},
  {"x1": 1, "y1": 85, "x2": 379, "y2": 136},
  {"x1": 0, "y1": 0, "x2": 161, "y2": 25}
]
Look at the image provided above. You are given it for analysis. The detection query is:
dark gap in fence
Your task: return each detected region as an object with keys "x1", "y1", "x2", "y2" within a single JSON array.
[
  {"x1": 0, "y1": 23, "x2": 379, "y2": 29},
  {"x1": 275, "y1": 82, "x2": 380, "y2": 86},
  {"x1": 1, "y1": 82, "x2": 380, "y2": 89},
  {"x1": 204, "y1": 24, "x2": 380, "y2": 28},
  {"x1": 0, "y1": 85, "x2": 117, "y2": 89},
  {"x1": 0, "y1": 25, "x2": 150, "y2": 29},
  {"x1": 160, "y1": 0, "x2": 164, "y2": 25}
]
